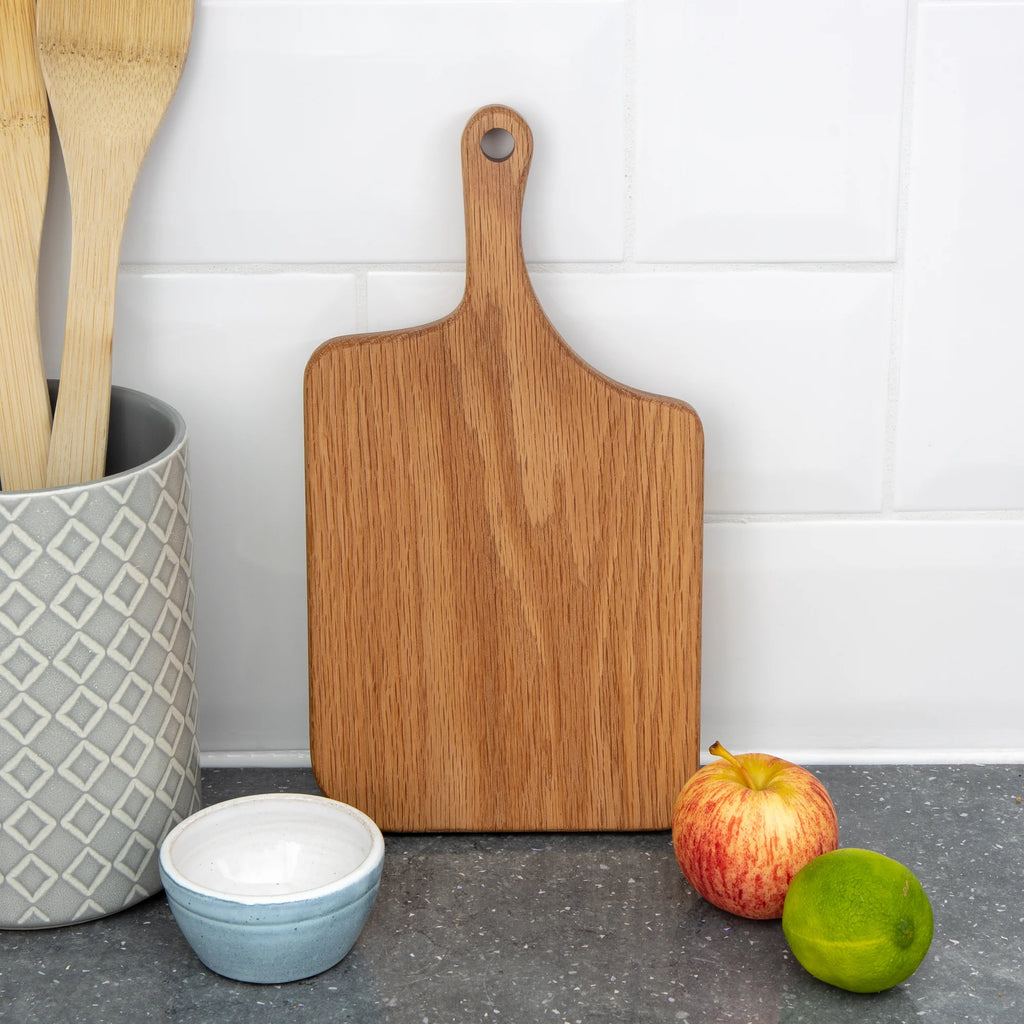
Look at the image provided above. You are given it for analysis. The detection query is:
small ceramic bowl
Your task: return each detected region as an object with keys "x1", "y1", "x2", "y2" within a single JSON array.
[{"x1": 158, "y1": 793, "x2": 384, "y2": 984}]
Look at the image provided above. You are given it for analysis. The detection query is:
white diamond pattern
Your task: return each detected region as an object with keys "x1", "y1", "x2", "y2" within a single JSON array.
[
  {"x1": 0, "y1": 582, "x2": 46, "y2": 635},
  {"x1": 51, "y1": 491, "x2": 89, "y2": 518},
  {"x1": 110, "y1": 673, "x2": 151, "y2": 724},
  {"x1": 112, "y1": 727, "x2": 155, "y2": 777},
  {"x1": 102, "y1": 474, "x2": 137, "y2": 504},
  {"x1": 185, "y1": 736, "x2": 200, "y2": 786},
  {"x1": 105, "y1": 563, "x2": 149, "y2": 617},
  {"x1": 46, "y1": 520, "x2": 99, "y2": 574},
  {"x1": 58, "y1": 741, "x2": 111, "y2": 791},
  {"x1": 16, "y1": 906, "x2": 50, "y2": 927},
  {"x1": 112, "y1": 779, "x2": 155, "y2": 830},
  {"x1": 51, "y1": 577, "x2": 103, "y2": 630},
  {"x1": 180, "y1": 525, "x2": 193, "y2": 574},
  {"x1": 119, "y1": 884, "x2": 149, "y2": 910},
  {"x1": 150, "y1": 547, "x2": 180, "y2": 599},
  {"x1": 1, "y1": 747, "x2": 54, "y2": 799},
  {"x1": 70, "y1": 899, "x2": 103, "y2": 923},
  {"x1": 113, "y1": 833, "x2": 155, "y2": 883},
  {"x1": 0, "y1": 637, "x2": 48, "y2": 691},
  {"x1": 63, "y1": 847, "x2": 112, "y2": 897},
  {"x1": 108, "y1": 619, "x2": 150, "y2": 671},
  {"x1": 148, "y1": 492, "x2": 178, "y2": 543},
  {"x1": 54, "y1": 633, "x2": 105, "y2": 686},
  {"x1": 101, "y1": 507, "x2": 146, "y2": 560},
  {"x1": 153, "y1": 602, "x2": 182, "y2": 652},
  {"x1": 154, "y1": 653, "x2": 184, "y2": 704},
  {"x1": 0, "y1": 524, "x2": 42, "y2": 578},
  {"x1": 0, "y1": 692, "x2": 52, "y2": 744},
  {"x1": 3, "y1": 802, "x2": 57, "y2": 851},
  {"x1": 182, "y1": 579, "x2": 196, "y2": 628},
  {"x1": 61, "y1": 794, "x2": 110, "y2": 844},
  {"x1": 155, "y1": 759, "x2": 185, "y2": 809},
  {"x1": 1, "y1": 440, "x2": 200, "y2": 929},
  {"x1": 55, "y1": 688, "x2": 107, "y2": 739},
  {"x1": 155, "y1": 706, "x2": 186, "y2": 758},
  {"x1": 0, "y1": 495, "x2": 31, "y2": 522},
  {"x1": 9, "y1": 853, "x2": 58, "y2": 902},
  {"x1": 184, "y1": 685, "x2": 199, "y2": 733}
]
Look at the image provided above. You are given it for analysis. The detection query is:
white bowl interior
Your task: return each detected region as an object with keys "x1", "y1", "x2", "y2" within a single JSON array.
[{"x1": 164, "y1": 795, "x2": 380, "y2": 900}]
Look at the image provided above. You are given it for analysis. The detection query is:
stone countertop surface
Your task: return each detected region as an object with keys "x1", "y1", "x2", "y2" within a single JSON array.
[{"x1": 1, "y1": 764, "x2": 1020, "y2": 1023}]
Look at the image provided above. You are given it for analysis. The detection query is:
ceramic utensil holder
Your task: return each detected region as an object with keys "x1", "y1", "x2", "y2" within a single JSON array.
[{"x1": 0, "y1": 384, "x2": 200, "y2": 928}]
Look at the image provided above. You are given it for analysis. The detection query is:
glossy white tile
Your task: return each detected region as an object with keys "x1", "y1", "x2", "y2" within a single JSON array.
[
  {"x1": 543, "y1": 271, "x2": 894, "y2": 514},
  {"x1": 366, "y1": 271, "x2": 464, "y2": 333},
  {"x1": 633, "y1": 0, "x2": 907, "y2": 261},
  {"x1": 107, "y1": 272, "x2": 358, "y2": 753},
  {"x1": 118, "y1": 1, "x2": 626, "y2": 264},
  {"x1": 367, "y1": 269, "x2": 893, "y2": 514},
  {"x1": 702, "y1": 521, "x2": 1024, "y2": 757},
  {"x1": 895, "y1": 2, "x2": 1024, "y2": 510}
]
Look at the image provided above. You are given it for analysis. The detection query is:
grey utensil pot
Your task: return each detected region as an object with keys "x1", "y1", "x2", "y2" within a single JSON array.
[{"x1": 1, "y1": 384, "x2": 201, "y2": 928}]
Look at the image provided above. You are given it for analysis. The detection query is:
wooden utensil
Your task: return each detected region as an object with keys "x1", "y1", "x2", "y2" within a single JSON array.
[
  {"x1": 0, "y1": 0, "x2": 52, "y2": 492},
  {"x1": 37, "y1": 0, "x2": 194, "y2": 487},
  {"x1": 305, "y1": 106, "x2": 704, "y2": 832}
]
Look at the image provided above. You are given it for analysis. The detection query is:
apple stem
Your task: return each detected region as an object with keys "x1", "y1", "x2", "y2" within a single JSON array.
[{"x1": 709, "y1": 740, "x2": 757, "y2": 789}]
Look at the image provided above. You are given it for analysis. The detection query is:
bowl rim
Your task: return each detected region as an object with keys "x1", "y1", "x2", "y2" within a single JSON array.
[{"x1": 159, "y1": 792, "x2": 385, "y2": 905}]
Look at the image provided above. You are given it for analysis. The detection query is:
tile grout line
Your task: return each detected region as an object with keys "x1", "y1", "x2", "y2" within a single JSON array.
[
  {"x1": 622, "y1": 0, "x2": 639, "y2": 264},
  {"x1": 706, "y1": 509, "x2": 1024, "y2": 524},
  {"x1": 354, "y1": 267, "x2": 369, "y2": 334},
  {"x1": 119, "y1": 260, "x2": 900, "y2": 276},
  {"x1": 880, "y1": 0, "x2": 923, "y2": 519}
]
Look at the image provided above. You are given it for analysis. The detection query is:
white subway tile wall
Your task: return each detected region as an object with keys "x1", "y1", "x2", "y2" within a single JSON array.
[
  {"x1": 633, "y1": 0, "x2": 908, "y2": 261},
  {"x1": 112, "y1": 273, "x2": 359, "y2": 753},
  {"x1": 121, "y1": 1, "x2": 627, "y2": 263},
  {"x1": 702, "y1": 521, "x2": 1024, "y2": 756},
  {"x1": 33, "y1": 0, "x2": 1024, "y2": 763},
  {"x1": 895, "y1": 2, "x2": 1024, "y2": 510}
]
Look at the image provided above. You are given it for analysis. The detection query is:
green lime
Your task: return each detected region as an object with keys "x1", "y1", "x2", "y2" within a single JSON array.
[{"x1": 781, "y1": 848, "x2": 934, "y2": 993}]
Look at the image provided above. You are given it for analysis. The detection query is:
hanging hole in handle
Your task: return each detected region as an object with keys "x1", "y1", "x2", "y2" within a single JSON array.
[{"x1": 481, "y1": 127, "x2": 515, "y2": 162}]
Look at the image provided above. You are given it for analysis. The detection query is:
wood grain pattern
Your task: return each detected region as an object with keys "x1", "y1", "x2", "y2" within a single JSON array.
[
  {"x1": 37, "y1": 0, "x2": 194, "y2": 486},
  {"x1": 305, "y1": 106, "x2": 703, "y2": 831},
  {"x1": 0, "y1": 0, "x2": 52, "y2": 492}
]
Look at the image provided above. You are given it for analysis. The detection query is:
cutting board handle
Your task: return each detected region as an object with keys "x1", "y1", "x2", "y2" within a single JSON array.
[{"x1": 460, "y1": 105, "x2": 535, "y2": 310}]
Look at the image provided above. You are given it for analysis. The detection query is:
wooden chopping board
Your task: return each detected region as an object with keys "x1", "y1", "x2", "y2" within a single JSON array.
[{"x1": 304, "y1": 105, "x2": 703, "y2": 832}]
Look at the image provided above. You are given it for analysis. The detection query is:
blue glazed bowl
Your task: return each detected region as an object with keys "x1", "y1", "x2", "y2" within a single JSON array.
[{"x1": 158, "y1": 793, "x2": 384, "y2": 984}]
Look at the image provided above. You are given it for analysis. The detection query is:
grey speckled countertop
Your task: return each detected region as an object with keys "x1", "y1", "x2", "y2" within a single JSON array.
[{"x1": 2, "y1": 764, "x2": 1021, "y2": 1024}]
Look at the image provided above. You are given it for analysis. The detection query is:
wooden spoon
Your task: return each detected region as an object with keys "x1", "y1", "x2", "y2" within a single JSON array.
[
  {"x1": 0, "y1": 0, "x2": 52, "y2": 492},
  {"x1": 37, "y1": 0, "x2": 194, "y2": 486}
]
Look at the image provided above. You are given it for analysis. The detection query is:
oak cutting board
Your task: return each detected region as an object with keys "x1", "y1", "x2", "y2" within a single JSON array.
[{"x1": 304, "y1": 105, "x2": 703, "y2": 832}]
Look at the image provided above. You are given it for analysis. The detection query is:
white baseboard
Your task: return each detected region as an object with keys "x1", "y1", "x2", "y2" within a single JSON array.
[
  {"x1": 200, "y1": 749, "x2": 313, "y2": 769},
  {"x1": 197, "y1": 748, "x2": 1022, "y2": 770},
  {"x1": 699, "y1": 748, "x2": 1024, "y2": 766}
]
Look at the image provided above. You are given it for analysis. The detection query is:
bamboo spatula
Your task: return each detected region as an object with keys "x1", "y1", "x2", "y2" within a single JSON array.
[
  {"x1": 37, "y1": 0, "x2": 194, "y2": 487},
  {"x1": 0, "y1": 0, "x2": 52, "y2": 492}
]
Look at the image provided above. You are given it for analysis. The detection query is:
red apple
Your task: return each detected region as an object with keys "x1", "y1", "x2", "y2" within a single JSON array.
[{"x1": 672, "y1": 742, "x2": 839, "y2": 920}]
